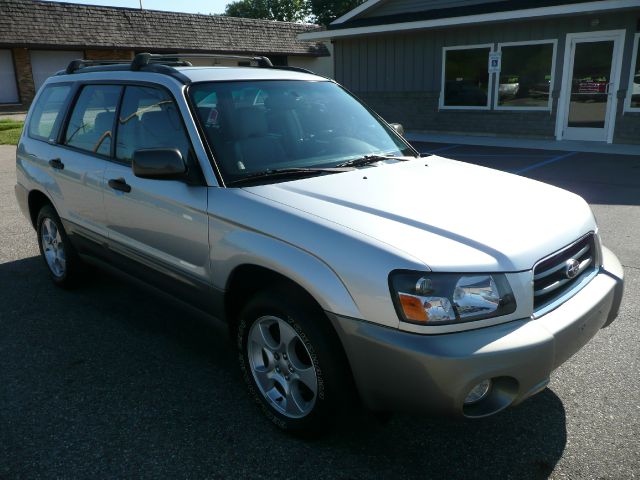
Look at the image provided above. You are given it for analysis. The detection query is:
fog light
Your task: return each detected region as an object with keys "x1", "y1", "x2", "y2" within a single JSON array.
[{"x1": 464, "y1": 379, "x2": 492, "y2": 405}]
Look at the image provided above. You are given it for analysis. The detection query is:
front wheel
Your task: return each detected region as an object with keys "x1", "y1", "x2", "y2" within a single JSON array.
[{"x1": 237, "y1": 288, "x2": 355, "y2": 435}]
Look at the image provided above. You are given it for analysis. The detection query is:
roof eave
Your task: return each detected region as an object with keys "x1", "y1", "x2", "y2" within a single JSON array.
[
  {"x1": 300, "y1": 0, "x2": 640, "y2": 40},
  {"x1": 330, "y1": 0, "x2": 385, "y2": 25},
  {"x1": 0, "y1": 42, "x2": 328, "y2": 57}
]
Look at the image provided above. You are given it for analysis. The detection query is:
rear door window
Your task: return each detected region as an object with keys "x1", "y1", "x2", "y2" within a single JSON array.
[
  {"x1": 28, "y1": 84, "x2": 72, "y2": 142},
  {"x1": 64, "y1": 85, "x2": 122, "y2": 156}
]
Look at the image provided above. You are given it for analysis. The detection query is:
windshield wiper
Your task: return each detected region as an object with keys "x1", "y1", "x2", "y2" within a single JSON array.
[
  {"x1": 227, "y1": 167, "x2": 353, "y2": 186},
  {"x1": 335, "y1": 154, "x2": 410, "y2": 168}
]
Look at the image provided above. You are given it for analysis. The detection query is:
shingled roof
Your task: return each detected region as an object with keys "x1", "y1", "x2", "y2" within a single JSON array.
[{"x1": 0, "y1": 0, "x2": 328, "y2": 56}]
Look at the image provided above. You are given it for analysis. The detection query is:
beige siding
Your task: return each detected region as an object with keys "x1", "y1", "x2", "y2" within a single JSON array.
[{"x1": 288, "y1": 43, "x2": 334, "y2": 78}]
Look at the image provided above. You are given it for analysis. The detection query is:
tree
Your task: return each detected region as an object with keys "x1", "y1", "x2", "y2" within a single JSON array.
[
  {"x1": 309, "y1": 0, "x2": 365, "y2": 26},
  {"x1": 224, "y1": 0, "x2": 309, "y2": 22},
  {"x1": 223, "y1": 0, "x2": 366, "y2": 25}
]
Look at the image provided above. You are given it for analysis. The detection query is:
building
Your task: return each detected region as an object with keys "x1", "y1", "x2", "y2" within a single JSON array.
[
  {"x1": 0, "y1": 0, "x2": 331, "y2": 111},
  {"x1": 300, "y1": 0, "x2": 640, "y2": 145}
]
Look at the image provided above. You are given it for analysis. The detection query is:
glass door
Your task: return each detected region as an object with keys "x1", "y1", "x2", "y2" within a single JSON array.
[{"x1": 559, "y1": 32, "x2": 624, "y2": 142}]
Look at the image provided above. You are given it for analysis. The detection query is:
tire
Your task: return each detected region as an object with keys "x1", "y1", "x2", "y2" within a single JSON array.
[
  {"x1": 36, "y1": 204, "x2": 83, "y2": 288},
  {"x1": 237, "y1": 286, "x2": 356, "y2": 436}
]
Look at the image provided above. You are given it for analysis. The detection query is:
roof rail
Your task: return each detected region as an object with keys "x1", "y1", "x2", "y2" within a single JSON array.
[
  {"x1": 131, "y1": 52, "x2": 274, "y2": 70},
  {"x1": 271, "y1": 66, "x2": 314, "y2": 75},
  {"x1": 65, "y1": 59, "x2": 131, "y2": 74}
]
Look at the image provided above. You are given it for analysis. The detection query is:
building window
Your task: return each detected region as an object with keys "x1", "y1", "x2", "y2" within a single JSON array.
[
  {"x1": 441, "y1": 45, "x2": 492, "y2": 109},
  {"x1": 626, "y1": 33, "x2": 640, "y2": 112},
  {"x1": 495, "y1": 41, "x2": 556, "y2": 110}
]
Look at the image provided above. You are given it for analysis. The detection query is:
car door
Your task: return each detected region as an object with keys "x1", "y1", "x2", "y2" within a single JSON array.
[
  {"x1": 48, "y1": 84, "x2": 120, "y2": 243},
  {"x1": 103, "y1": 84, "x2": 211, "y2": 306}
]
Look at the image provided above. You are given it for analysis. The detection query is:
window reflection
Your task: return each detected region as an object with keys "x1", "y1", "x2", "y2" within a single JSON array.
[
  {"x1": 116, "y1": 86, "x2": 190, "y2": 164},
  {"x1": 498, "y1": 43, "x2": 554, "y2": 108},
  {"x1": 443, "y1": 47, "x2": 490, "y2": 107},
  {"x1": 64, "y1": 85, "x2": 122, "y2": 156},
  {"x1": 28, "y1": 85, "x2": 71, "y2": 141},
  {"x1": 567, "y1": 41, "x2": 613, "y2": 128},
  {"x1": 631, "y1": 36, "x2": 640, "y2": 109},
  {"x1": 189, "y1": 81, "x2": 413, "y2": 184}
]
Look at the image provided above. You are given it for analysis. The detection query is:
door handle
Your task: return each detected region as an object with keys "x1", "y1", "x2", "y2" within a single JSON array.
[
  {"x1": 48, "y1": 158, "x2": 64, "y2": 170},
  {"x1": 108, "y1": 177, "x2": 131, "y2": 193}
]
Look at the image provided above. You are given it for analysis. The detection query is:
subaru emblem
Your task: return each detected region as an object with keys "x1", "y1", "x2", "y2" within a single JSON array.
[{"x1": 565, "y1": 259, "x2": 580, "y2": 279}]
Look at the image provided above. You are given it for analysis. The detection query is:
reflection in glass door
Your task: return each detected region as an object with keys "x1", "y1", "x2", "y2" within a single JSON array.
[
  {"x1": 560, "y1": 32, "x2": 624, "y2": 142},
  {"x1": 567, "y1": 42, "x2": 613, "y2": 129}
]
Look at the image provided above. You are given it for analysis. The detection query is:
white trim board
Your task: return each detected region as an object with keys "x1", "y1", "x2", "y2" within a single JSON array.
[
  {"x1": 624, "y1": 32, "x2": 640, "y2": 113},
  {"x1": 331, "y1": 0, "x2": 382, "y2": 25},
  {"x1": 299, "y1": 0, "x2": 640, "y2": 41},
  {"x1": 555, "y1": 29, "x2": 627, "y2": 144}
]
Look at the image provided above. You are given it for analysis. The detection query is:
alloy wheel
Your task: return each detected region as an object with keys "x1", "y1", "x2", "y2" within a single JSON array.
[
  {"x1": 247, "y1": 315, "x2": 318, "y2": 418},
  {"x1": 41, "y1": 218, "x2": 66, "y2": 278}
]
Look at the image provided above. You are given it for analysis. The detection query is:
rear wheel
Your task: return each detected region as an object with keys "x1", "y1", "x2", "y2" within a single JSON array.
[
  {"x1": 237, "y1": 287, "x2": 355, "y2": 435},
  {"x1": 36, "y1": 205, "x2": 82, "y2": 288}
]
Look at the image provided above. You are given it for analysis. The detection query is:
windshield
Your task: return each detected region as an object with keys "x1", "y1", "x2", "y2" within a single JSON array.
[{"x1": 189, "y1": 80, "x2": 415, "y2": 185}]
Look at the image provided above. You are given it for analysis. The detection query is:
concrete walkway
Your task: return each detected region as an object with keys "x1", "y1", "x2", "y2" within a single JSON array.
[
  {"x1": 0, "y1": 112, "x2": 27, "y2": 122},
  {"x1": 407, "y1": 131, "x2": 640, "y2": 156}
]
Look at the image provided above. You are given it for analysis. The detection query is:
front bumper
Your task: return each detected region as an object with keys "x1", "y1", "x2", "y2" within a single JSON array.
[{"x1": 329, "y1": 247, "x2": 624, "y2": 418}]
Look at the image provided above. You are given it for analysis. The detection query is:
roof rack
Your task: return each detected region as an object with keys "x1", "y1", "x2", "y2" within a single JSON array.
[
  {"x1": 131, "y1": 53, "x2": 274, "y2": 69},
  {"x1": 61, "y1": 52, "x2": 315, "y2": 84}
]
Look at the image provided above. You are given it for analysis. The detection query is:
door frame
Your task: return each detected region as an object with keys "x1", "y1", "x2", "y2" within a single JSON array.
[{"x1": 555, "y1": 29, "x2": 626, "y2": 143}]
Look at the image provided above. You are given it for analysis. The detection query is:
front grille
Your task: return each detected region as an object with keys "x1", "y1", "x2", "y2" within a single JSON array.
[{"x1": 533, "y1": 234, "x2": 597, "y2": 312}]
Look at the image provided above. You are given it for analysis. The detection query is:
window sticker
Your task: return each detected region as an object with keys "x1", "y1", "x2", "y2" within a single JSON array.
[{"x1": 207, "y1": 108, "x2": 219, "y2": 125}]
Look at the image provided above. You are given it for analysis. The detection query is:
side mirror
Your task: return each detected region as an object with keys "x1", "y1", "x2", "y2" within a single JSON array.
[
  {"x1": 132, "y1": 148, "x2": 187, "y2": 180},
  {"x1": 389, "y1": 123, "x2": 405, "y2": 137}
]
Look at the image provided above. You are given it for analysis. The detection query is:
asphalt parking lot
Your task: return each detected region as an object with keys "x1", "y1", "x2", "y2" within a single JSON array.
[{"x1": 1, "y1": 143, "x2": 639, "y2": 479}]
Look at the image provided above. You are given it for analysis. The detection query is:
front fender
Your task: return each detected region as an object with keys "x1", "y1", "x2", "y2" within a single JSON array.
[{"x1": 210, "y1": 219, "x2": 362, "y2": 319}]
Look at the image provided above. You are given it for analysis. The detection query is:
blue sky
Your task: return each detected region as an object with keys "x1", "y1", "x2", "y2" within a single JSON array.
[{"x1": 43, "y1": 0, "x2": 229, "y2": 14}]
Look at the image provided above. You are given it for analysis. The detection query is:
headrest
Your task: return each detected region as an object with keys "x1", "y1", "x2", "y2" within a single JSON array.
[
  {"x1": 237, "y1": 107, "x2": 268, "y2": 138},
  {"x1": 94, "y1": 111, "x2": 113, "y2": 133}
]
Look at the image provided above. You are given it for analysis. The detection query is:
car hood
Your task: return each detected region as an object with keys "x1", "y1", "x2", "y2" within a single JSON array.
[{"x1": 244, "y1": 156, "x2": 596, "y2": 272}]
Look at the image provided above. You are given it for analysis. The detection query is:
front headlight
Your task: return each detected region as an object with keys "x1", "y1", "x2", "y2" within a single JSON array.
[{"x1": 389, "y1": 271, "x2": 517, "y2": 325}]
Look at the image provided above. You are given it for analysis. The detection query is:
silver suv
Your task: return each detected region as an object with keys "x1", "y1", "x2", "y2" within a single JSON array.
[{"x1": 15, "y1": 54, "x2": 624, "y2": 435}]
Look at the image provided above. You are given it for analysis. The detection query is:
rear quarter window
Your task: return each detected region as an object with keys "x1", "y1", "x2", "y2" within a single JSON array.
[{"x1": 28, "y1": 84, "x2": 72, "y2": 142}]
